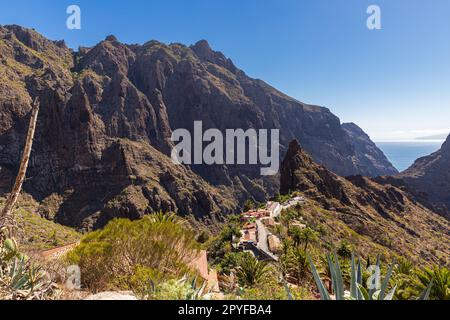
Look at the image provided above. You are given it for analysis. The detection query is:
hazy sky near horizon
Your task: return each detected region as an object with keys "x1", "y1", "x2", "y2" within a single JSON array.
[{"x1": 1, "y1": 0, "x2": 449, "y2": 141}]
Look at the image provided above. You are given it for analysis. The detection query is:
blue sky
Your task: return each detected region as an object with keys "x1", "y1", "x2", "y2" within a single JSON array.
[{"x1": 1, "y1": 0, "x2": 449, "y2": 140}]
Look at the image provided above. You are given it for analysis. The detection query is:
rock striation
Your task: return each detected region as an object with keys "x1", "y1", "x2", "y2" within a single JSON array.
[
  {"x1": 0, "y1": 25, "x2": 398, "y2": 229},
  {"x1": 398, "y1": 134, "x2": 450, "y2": 218},
  {"x1": 280, "y1": 140, "x2": 450, "y2": 264}
]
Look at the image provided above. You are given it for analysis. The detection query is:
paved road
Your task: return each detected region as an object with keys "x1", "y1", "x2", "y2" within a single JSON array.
[
  {"x1": 256, "y1": 220, "x2": 278, "y2": 261},
  {"x1": 281, "y1": 197, "x2": 305, "y2": 211},
  {"x1": 241, "y1": 197, "x2": 306, "y2": 262},
  {"x1": 256, "y1": 220, "x2": 269, "y2": 252}
]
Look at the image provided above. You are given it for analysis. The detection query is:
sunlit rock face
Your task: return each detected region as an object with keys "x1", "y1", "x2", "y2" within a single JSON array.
[
  {"x1": 0, "y1": 25, "x2": 398, "y2": 230},
  {"x1": 399, "y1": 134, "x2": 450, "y2": 218}
]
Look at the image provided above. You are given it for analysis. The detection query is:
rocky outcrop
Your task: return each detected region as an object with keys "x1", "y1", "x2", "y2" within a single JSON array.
[
  {"x1": 0, "y1": 25, "x2": 397, "y2": 229},
  {"x1": 399, "y1": 135, "x2": 450, "y2": 218},
  {"x1": 342, "y1": 123, "x2": 398, "y2": 176},
  {"x1": 280, "y1": 140, "x2": 352, "y2": 206},
  {"x1": 280, "y1": 140, "x2": 406, "y2": 215},
  {"x1": 280, "y1": 140, "x2": 450, "y2": 264},
  {"x1": 267, "y1": 234, "x2": 282, "y2": 255}
]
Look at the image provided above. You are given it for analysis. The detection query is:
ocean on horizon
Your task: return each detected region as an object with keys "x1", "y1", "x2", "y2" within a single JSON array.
[{"x1": 376, "y1": 141, "x2": 444, "y2": 173}]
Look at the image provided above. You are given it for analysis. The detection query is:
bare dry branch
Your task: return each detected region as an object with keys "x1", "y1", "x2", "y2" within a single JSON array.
[{"x1": 0, "y1": 97, "x2": 40, "y2": 234}]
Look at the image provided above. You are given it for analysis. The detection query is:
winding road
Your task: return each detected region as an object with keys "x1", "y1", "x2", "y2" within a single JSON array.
[
  {"x1": 253, "y1": 197, "x2": 305, "y2": 262},
  {"x1": 256, "y1": 220, "x2": 279, "y2": 261}
]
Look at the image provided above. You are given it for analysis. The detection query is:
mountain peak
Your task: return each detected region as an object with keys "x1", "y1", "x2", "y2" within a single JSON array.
[
  {"x1": 2, "y1": 24, "x2": 70, "y2": 52},
  {"x1": 192, "y1": 39, "x2": 212, "y2": 52},
  {"x1": 105, "y1": 35, "x2": 119, "y2": 42},
  {"x1": 190, "y1": 39, "x2": 238, "y2": 74},
  {"x1": 190, "y1": 39, "x2": 217, "y2": 60},
  {"x1": 0, "y1": 25, "x2": 404, "y2": 229},
  {"x1": 442, "y1": 133, "x2": 450, "y2": 152},
  {"x1": 342, "y1": 122, "x2": 367, "y2": 136},
  {"x1": 287, "y1": 139, "x2": 302, "y2": 154}
]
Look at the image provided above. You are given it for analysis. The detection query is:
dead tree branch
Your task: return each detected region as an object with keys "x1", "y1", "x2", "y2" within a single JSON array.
[{"x1": 0, "y1": 97, "x2": 40, "y2": 235}]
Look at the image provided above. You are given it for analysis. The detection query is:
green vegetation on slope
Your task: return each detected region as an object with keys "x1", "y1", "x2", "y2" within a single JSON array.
[
  {"x1": 66, "y1": 215, "x2": 202, "y2": 295},
  {"x1": 206, "y1": 198, "x2": 449, "y2": 300},
  {"x1": 0, "y1": 238, "x2": 58, "y2": 300},
  {"x1": 0, "y1": 197, "x2": 81, "y2": 252}
]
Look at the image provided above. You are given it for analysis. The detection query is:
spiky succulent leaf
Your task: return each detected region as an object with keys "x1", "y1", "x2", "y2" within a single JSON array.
[
  {"x1": 384, "y1": 285, "x2": 397, "y2": 300},
  {"x1": 4, "y1": 238, "x2": 16, "y2": 252},
  {"x1": 282, "y1": 277, "x2": 294, "y2": 300},
  {"x1": 326, "y1": 254, "x2": 338, "y2": 298},
  {"x1": 369, "y1": 255, "x2": 381, "y2": 298},
  {"x1": 333, "y1": 251, "x2": 345, "y2": 300},
  {"x1": 350, "y1": 254, "x2": 357, "y2": 299},
  {"x1": 357, "y1": 257, "x2": 363, "y2": 285},
  {"x1": 379, "y1": 262, "x2": 395, "y2": 300},
  {"x1": 356, "y1": 283, "x2": 369, "y2": 300},
  {"x1": 418, "y1": 280, "x2": 433, "y2": 300},
  {"x1": 308, "y1": 255, "x2": 331, "y2": 300}
]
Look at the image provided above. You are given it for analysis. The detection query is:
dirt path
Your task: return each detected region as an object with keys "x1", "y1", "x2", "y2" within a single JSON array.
[{"x1": 40, "y1": 242, "x2": 79, "y2": 260}]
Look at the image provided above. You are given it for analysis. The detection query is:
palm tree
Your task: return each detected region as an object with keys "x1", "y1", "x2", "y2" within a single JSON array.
[
  {"x1": 148, "y1": 211, "x2": 182, "y2": 225},
  {"x1": 396, "y1": 257, "x2": 414, "y2": 275},
  {"x1": 243, "y1": 199, "x2": 255, "y2": 212},
  {"x1": 394, "y1": 259, "x2": 417, "y2": 300},
  {"x1": 280, "y1": 209, "x2": 297, "y2": 233},
  {"x1": 293, "y1": 247, "x2": 309, "y2": 281},
  {"x1": 337, "y1": 241, "x2": 352, "y2": 260},
  {"x1": 280, "y1": 245, "x2": 309, "y2": 285},
  {"x1": 289, "y1": 227, "x2": 303, "y2": 247},
  {"x1": 300, "y1": 227, "x2": 318, "y2": 251},
  {"x1": 236, "y1": 253, "x2": 269, "y2": 287},
  {"x1": 415, "y1": 267, "x2": 450, "y2": 300}
]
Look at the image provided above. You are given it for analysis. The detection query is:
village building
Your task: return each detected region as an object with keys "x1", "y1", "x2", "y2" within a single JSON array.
[
  {"x1": 189, "y1": 250, "x2": 220, "y2": 292},
  {"x1": 239, "y1": 222, "x2": 258, "y2": 247},
  {"x1": 241, "y1": 210, "x2": 259, "y2": 221},
  {"x1": 266, "y1": 201, "x2": 282, "y2": 217}
]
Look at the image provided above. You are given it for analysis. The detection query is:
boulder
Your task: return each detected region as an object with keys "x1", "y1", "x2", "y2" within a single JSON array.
[
  {"x1": 267, "y1": 234, "x2": 282, "y2": 254},
  {"x1": 84, "y1": 291, "x2": 138, "y2": 300}
]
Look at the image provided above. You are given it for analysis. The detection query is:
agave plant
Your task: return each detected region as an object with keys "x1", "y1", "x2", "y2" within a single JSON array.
[
  {"x1": 354, "y1": 254, "x2": 397, "y2": 301},
  {"x1": 307, "y1": 251, "x2": 431, "y2": 301},
  {"x1": 144, "y1": 275, "x2": 209, "y2": 300},
  {"x1": 1, "y1": 238, "x2": 56, "y2": 300}
]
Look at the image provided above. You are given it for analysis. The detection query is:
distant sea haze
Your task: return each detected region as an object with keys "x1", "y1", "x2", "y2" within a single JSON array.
[{"x1": 376, "y1": 140, "x2": 444, "y2": 172}]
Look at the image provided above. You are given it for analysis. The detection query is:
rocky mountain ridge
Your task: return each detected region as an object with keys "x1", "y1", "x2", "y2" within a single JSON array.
[
  {"x1": 280, "y1": 140, "x2": 450, "y2": 264},
  {"x1": 0, "y1": 25, "x2": 397, "y2": 229},
  {"x1": 398, "y1": 134, "x2": 450, "y2": 218}
]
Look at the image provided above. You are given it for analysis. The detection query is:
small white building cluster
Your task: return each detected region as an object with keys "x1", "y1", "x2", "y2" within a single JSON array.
[{"x1": 237, "y1": 196, "x2": 305, "y2": 256}]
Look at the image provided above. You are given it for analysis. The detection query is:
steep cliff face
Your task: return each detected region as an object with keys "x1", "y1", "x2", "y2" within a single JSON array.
[
  {"x1": 280, "y1": 140, "x2": 450, "y2": 264},
  {"x1": 281, "y1": 140, "x2": 405, "y2": 215},
  {"x1": 342, "y1": 123, "x2": 398, "y2": 176},
  {"x1": 0, "y1": 26, "x2": 234, "y2": 230},
  {"x1": 399, "y1": 135, "x2": 450, "y2": 218},
  {"x1": 0, "y1": 25, "x2": 397, "y2": 229}
]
